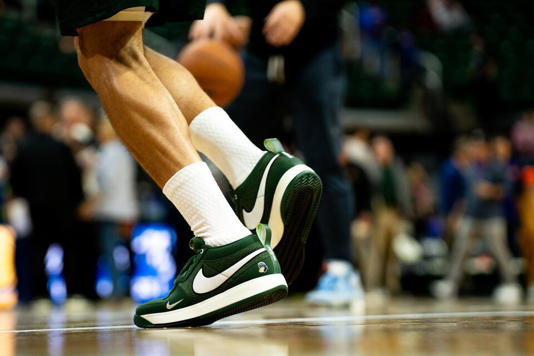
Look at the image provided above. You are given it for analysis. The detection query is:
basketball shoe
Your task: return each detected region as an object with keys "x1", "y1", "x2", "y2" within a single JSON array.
[
  {"x1": 134, "y1": 224, "x2": 287, "y2": 328},
  {"x1": 231, "y1": 138, "x2": 322, "y2": 284},
  {"x1": 306, "y1": 260, "x2": 365, "y2": 311}
]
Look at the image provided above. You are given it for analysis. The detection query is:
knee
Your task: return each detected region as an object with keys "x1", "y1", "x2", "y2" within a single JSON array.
[{"x1": 75, "y1": 22, "x2": 146, "y2": 85}]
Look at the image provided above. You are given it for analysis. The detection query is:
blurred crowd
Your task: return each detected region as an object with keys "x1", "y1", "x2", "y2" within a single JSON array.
[
  {"x1": 0, "y1": 98, "x2": 143, "y2": 309},
  {"x1": 342, "y1": 109, "x2": 534, "y2": 304},
  {"x1": 1, "y1": 97, "x2": 534, "y2": 308},
  {"x1": 0, "y1": 0, "x2": 533, "y2": 310}
]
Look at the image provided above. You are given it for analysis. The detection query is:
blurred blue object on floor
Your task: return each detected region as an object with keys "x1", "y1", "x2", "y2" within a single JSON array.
[{"x1": 129, "y1": 223, "x2": 176, "y2": 304}]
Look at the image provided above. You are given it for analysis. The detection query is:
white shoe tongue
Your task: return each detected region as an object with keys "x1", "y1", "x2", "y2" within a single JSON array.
[{"x1": 327, "y1": 260, "x2": 352, "y2": 276}]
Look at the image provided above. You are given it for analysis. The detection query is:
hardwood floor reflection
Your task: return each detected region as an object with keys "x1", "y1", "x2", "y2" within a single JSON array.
[{"x1": 4, "y1": 297, "x2": 534, "y2": 355}]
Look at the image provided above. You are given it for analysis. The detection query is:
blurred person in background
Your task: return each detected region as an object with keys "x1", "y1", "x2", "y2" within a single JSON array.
[
  {"x1": 0, "y1": 117, "x2": 28, "y2": 219},
  {"x1": 89, "y1": 117, "x2": 138, "y2": 299},
  {"x1": 519, "y1": 167, "x2": 534, "y2": 302},
  {"x1": 512, "y1": 109, "x2": 534, "y2": 166},
  {"x1": 407, "y1": 162, "x2": 435, "y2": 238},
  {"x1": 1, "y1": 117, "x2": 27, "y2": 164},
  {"x1": 468, "y1": 34, "x2": 500, "y2": 129},
  {"x1": 343, "y1": 129, "x2": 378, "y2": 285},
  {"x1": 492, "y1": 135, "x2": 520, "y2": 256},
  {"x1": 191, "y1": 0, "x2": 365, "y2": 309},
  {"x1": 57, "y1": 97, "x2": 96, "y2": 148},
  {"x1": 0, "y1": 117, "x2": 31, "y2": 303},
  {"x1": 439, "y1": 137, "x2": 470, "y2": 244},
  {"x1": 432, "y1": 133, "x2": 520, "y2": 304},
  {"x1": 59, "y1": 98, "x2": 99, "y2": 211},
  {"x1": 10, "y1": 101, "x2": 85, "y2": 306},
  {"x1": 426, "y1": 0, "x2": 470, "y2": 33},
  {"x1": 366, "y1": 136, "x2": 413, "y2": 299},
  {"x1": 59, "y1": 98, "x2": 100, "y2": 307}
]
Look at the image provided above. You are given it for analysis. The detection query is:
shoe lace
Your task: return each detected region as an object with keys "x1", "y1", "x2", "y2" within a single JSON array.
[
  {"x1": 171, "y1": 238, "x2": 206, "y2": 289},
  {"x1": 230, "y1": 189, "x2": 240, "y2": 215}
]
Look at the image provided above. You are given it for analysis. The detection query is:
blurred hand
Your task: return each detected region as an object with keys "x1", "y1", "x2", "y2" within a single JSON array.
[
  {"x1": 476, "y1": 181, "x2": 503, "y2": 200},
  {"x1": 263, "y1": 0, "x2": 305, "y2": 47},
  {"x1": 77, "y1": 199, "x2": 97, "y2": 221},
  {"x1": 232, "y1": 16, "x2": 252, "y2": 48},
  {"x1": 189, "y1": 3, "x2": 246, "y2": 46}
]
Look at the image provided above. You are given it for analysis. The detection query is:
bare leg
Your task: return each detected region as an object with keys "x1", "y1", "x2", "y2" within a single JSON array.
[
  {"x1": 144, "y1": 46, "x2": 265, "y2": 190},
  {"x1": 144, "y1": 46, "x2": 215, "y2": 123},
  {"x1": 76, "y1": 22, "x2": 200, "y2": 187}
]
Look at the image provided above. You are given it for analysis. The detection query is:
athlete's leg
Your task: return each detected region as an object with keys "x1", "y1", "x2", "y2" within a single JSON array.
[
  {"x1": 143, "y1": 46, "x2": 213, "y2": 123},
  {"x1": 76, "y1": 22, "x2": 198, "y2": 186},
  {"x1": 144, "y1": 46, "x2": 264, "y2": 189},
  {"x1": 75, "y1": 21, "x2": 250, "y2": 245},
  {"x1": 145, "y1": 46, "x2": 322, "y2": 284},
  {"x1": 62, "y1": 7, "x2": 287, "y2": 329}
]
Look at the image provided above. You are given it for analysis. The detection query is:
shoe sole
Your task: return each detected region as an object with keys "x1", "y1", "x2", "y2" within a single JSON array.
[
  {"x1": 134, "y1": 274, "x2": 288, "y2": 328},
  {"x1": 269, "y1": 166, "x2": 322, "y2": 285}
]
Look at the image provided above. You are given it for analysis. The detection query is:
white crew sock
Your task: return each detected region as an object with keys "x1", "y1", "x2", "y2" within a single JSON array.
[
  {"x1": 189, "y1": 107, "x2": 265, "y2": 189},
  {"x1": 163, "y1": 161, "x2": 250, "y2": 246}
]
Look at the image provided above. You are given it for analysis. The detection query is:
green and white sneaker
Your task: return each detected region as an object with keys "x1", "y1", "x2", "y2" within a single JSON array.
[
  {"x1": 231, "y1": 138, "x2": 322, "y2": 285},
  {"x1": 134, "y1": 224, "x2": 287, "y2": 328}
]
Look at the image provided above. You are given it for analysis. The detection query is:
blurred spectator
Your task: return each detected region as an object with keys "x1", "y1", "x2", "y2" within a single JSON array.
[
  {"x1": 343, "y1": 129, "x2": 379, "y2": 218},
  {"x1": 358, "y1": 1, "x2": 388, "y2": 78},
  {"x1": 519, "y1": 167, "x2": 534, "y2": 301},
  {"x1": 0, "y1": 117, "x2": 27, "y2": 163},
  {"x1": 10, "y1": 101, "x2": 84, "y2": 302},
  {"x1": 440, "y1": 137, "x2": 469, "y2": 215},
  {"x1": 469, "y1": 33, "x2": 500, "y2": 128},
  {"x1": 512, "y1": 109, "x2": 534, "y2": 165},
  {"x1": 439, "y1": 137, "x2": 470, "y2": 244},
  {"x1": 343, "y1": 129, "x2": 378, "y2": 282},
  {"x1": 59, "y1": 98, "x2": 99, "y2": 201},
  {"x1": 366, "y1": 136, "x2": 413, "y2": 295},
  {"x1": 59, "y1": 98, "x2": 100, "y2": 307},
  {"x1": 432, "y1": 133, "x2": 521, "y2": 303},
  {"x1": 427, "y1": 0, "x2": 470, "y2": 32},
  {"x1": 407, "y1": 162, "x2": 435, "y2": 237},
  {"x1": 59, "y1": 97, "x2": 94, "y2": 129},
  {"x1": 92, "y1": 117, "x2": 138, "y2": 298},
  {"x1": 0, "y1": 117, "x2": 27, "y2": 217},
  {"x1": 492, "y1": 135, "x2": 520, "y2": 256},
  {"x1": 0, "y1": 117, "x2": 30, "y2": 302}
]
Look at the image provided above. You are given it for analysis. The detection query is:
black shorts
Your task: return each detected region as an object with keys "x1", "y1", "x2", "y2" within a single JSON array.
[{"x1": 56, "y1": 0, "x2": 206, "y2": 36}]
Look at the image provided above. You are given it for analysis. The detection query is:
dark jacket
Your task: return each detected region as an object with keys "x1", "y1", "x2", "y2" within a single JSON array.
[
  {"x1": 212, "y1": 0, "x2": 347, "y2": 61},
  {"x1": 10, "y1": 132, "x2": 83, "y2": 219}
]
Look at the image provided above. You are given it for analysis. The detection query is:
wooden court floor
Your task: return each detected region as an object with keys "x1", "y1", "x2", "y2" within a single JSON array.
[{"x1": 2, "y1": 297, "x2": 534, "y2": 355}]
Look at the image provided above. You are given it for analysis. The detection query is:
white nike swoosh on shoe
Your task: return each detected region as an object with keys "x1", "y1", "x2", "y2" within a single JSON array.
[
  {"x1": 166, "y1": 299, "x2": 183, "y2": 310},
  {"x1": 242, "y1": 154, "x2": 280, "y2": 229},
  {"x1": 192, "y1": 248, "x2": 266, "y2": 294}
]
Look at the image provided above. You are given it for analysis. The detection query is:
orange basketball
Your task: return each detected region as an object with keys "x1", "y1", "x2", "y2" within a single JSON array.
[{"x1": 177, "y1": 39, "x2": 244, "y2": 107}]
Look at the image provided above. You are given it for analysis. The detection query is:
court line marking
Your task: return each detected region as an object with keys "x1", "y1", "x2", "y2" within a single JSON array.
[
  {"x1": 3, "y1": 310, "x2": 534, "y2": 334},
  {"x1": 0, "y1": 324, "x2": 137, "y2": 334},
  {"x1": 214, "y1": 310, "x2": 534, "y2": 326}
]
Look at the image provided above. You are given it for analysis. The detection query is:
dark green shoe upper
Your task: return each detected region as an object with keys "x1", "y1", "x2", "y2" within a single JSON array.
[
  {"x1": 135, "y1": 227, "x2": 281, "y2": 319},
  {"x1": 232, "y1": 138, "x2": 304, "y2": 229}
]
